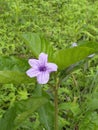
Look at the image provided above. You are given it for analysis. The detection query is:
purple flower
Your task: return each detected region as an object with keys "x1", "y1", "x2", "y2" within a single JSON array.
[
  {"x1": 26, "y1": 53, "x2": 58, "y2": 84},
  {"x1": 72, "y1": 42, "x2": 77, "y2": 47}
]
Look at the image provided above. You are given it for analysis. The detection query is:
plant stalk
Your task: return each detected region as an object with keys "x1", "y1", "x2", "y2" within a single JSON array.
[{"x1": 54, "y1": 78, "x2": 59, "y2": 130}]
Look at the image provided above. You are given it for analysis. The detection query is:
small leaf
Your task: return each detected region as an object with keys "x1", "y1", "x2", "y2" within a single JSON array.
[
  {"x1": 86, "y1": 98, "x2": 98, "y2": 111},
  {"x1": 83, "y1": 92, "x2": 98, "y2": 112},
  {"x1": 53, "y1": 47, "x2": 94, "y2": 70},
  {"x1": 79, "y1": 112, "x2": 98, "y2": 130},
  {"x1": 59, "y1": 102, "x2": 80, "y2": 116}
]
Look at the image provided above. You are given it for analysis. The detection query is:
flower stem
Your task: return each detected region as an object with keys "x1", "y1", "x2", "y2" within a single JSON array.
[{"x1": 54, "y1": 78, "x2": 59, "y2": 130}]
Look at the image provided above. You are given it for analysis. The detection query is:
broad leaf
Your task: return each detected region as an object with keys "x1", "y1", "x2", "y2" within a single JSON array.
[
  {"x1": 0, "y1": 71, "x2": 34, "y2": 84},
  {"x1": 21, "y1": 32, "x2": 54, "y2": 60},
  {"x1": 33, "y1": 85, "x2": 54, "y2": 130},
  {"x1": 78, "y1": 41, "x2": 98, "y2": 53},
  {"x1": 0, "y1": 96, "x2": 48, "y2": 130},
  {"x1": 0, "y1": 56, "x2": 29, "y2": 72},
  {"x1": 38, "y1": 102, "x2": 54, "y2": 130},
  {"x1": 0, "y1": 56, "x2": 34, "y2": 84},
  {"x1": 53, "y1": 47, "x2": 94, "y2": 70}
]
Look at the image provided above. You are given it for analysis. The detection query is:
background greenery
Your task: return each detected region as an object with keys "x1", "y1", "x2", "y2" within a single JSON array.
[{"x1": 0, "y1": 0, "x2": 98, "y2": 130}]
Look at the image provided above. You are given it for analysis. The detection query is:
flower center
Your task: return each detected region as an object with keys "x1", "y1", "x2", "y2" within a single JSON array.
[{"x1": 39, "y1": 66, "x2": 47, "y2": 71}]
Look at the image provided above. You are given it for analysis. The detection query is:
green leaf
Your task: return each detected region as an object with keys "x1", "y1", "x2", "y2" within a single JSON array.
[
  {"x1": 79, "y1": 41, "x2": 98, "y2": 53},
  {"x1": 38, "y1": 102, "x2": 54, "y2": 130},
  {"x1": 0, "y1": 56, "x2": 34, "y2": 84},
  {"x1": 0, "y1": 56, "x2": 29, "y2": 72},
  {"x1": 79, "y1": 112, "x2": 98, "y2": 130},
  {"x1": 0, "y1": 96, "x2": 48, "y2": 130},
  {"x1": 0, "y1": 71, "x2": 34, "y2": 84},
  {"x1": 85, "y1": 93, "x2": 98, "y2": 111},
  {"x1": 59, "y1": 102, "x2": 80, "y2": 116},
  {"x1": 33, "y1": 85, "x2": 54, "y2": 130},
  {"x1": 21, "y1": 32, "x2": 54, "y2": 60},
  {"x1": 59, "y1": 116, "x2": 70, "y2": 130},
  {"x1": 53, "y1": 47, "x2": 94, "y2": 70},
  {"x1": 87, "y1": 98, "x2": 98, "y2": 111}
]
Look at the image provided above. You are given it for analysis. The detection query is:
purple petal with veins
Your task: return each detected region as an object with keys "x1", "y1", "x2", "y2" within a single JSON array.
[
  {"x1": 28, "y1": 59, "x2": 39, "y2": 68},
  {"x1": 26, "y1": 68, "x2": 40, "y2": 78},
  {"x1": 47, "y1": 63, "x2": 58, "y2": 72},
  {"x1": 37, "y1": 72, "x2": 49, "y2": 84},
  {"x1": 39, "y1": 53, "x2": 48, "y2": 65}
]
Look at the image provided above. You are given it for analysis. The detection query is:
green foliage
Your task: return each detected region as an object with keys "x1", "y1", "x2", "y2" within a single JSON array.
[
  {"x1": 1, "y1": 0, "x2": 98, "y2": 55},
  {"x1": 79, "y1": 112, "x2": 98, "y2": 130},
  {"x1": 79, "y1": 41, "x2": 98, "y2": 53},
  {"x1": 0, "y1": 96, "x2": 48, "y2": 130},
  {"x1": 0, "y1": 0, "x2": 98, "y2": 130},
  {"x1": 21, "y1": 33, "x2": 54, "y2": 60},
  {"x1": 53, "y1": 47, "x2": 94, "y2": 70},
  {"x1": 0, "y1": 32, "x2": 98, "y2": 130},
  {"x1": 0, "y1": 71, "x2": 33, "y2": 84},
  {"x1": 59, "y1": 102, "x2": 80, "y2": 116},
  {"x1": 83, "y1": 92, "x2": 98, "y2": 112},
  {"x1": 33, "y1": 85, "x2": 54, "y2": 130},
  {"x1": 0, "y1": 56, "x2": 28, "y2": 71},
  {"x1": 21, "y1": 33, "x2": 95, "y2": 70},
  {"x1": 0, "y1": 56, "x2": 34, "y2": 84},
  {"x1": 38, "y1": 102, "x2": 54, "y2": 130}
]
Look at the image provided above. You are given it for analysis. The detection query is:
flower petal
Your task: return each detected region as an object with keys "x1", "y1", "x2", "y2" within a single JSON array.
[
  {"x1": 26, "y1": 68, "x2": 40, "y2": 78},
  {"x1": 46, "y1": 63, "x2": 58, "y2": 72},
  {"x1": 28, "y1": 59, "x2": 39, "y2": 68},
  {"x1": 37, "y1": 72, "x2": 49, "y2": 84},
  {"x1": 72, "y1": 43, "x2": 77, "y2": 47},
  {"x1": 39, "y1": 53, "x2": 48, "y2": 65}
]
